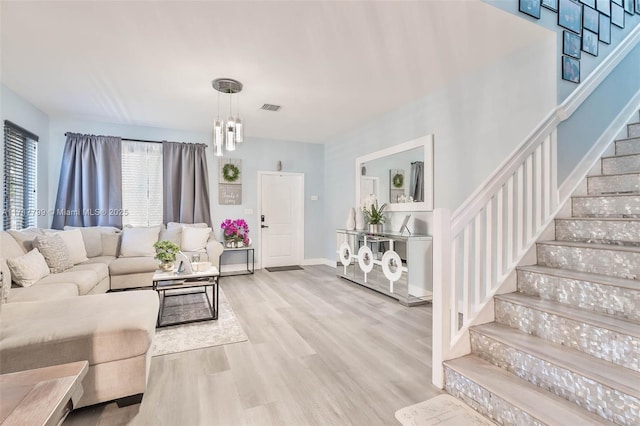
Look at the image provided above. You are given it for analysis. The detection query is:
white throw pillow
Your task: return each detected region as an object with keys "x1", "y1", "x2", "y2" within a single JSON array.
[
  {"x1": 6, "y1": 249, "x2": 50, "y2": 287},
  {"x1": 181, "y1": 226, "x2": 212, "y2": 252},
  {"x1": 64, "y1": 226, "x2": 119, "y2": 258},
  {"x1": 159, "y1": 226, "x2": 182, "y2": 246},
  {"x1": 119, "y1": 226, "x2": 161, "y2": 257},
  {"x1": 167, "y1": 222, "x2": 208, "y2": 230},
  {"x1": 51, "y1": 229, "x2": 89, "y2": 264}
]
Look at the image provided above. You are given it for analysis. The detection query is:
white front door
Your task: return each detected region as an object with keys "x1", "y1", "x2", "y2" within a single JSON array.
[{"x1": 259, "y1": 172, "x2": 304, "y2": 268}]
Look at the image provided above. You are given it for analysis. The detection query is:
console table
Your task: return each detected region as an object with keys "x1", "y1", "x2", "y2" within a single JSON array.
[
  {"x1": 0, "y1": 361, "x2": 88, "y2": 426},
  {"x1": 219, "y1": 246, "x2": 255, "y2": 276},
  {"x1": 336, "y1": 229, "x2": 432, "y2": 306}
]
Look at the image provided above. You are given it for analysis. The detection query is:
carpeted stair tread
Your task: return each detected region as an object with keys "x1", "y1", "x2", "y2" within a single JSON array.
[
  {"x1": 494, "y1": 293, "x2": 640, "y2": 338},
  {"x1": 517, "y1": 265, "x2": 640, "y2": 291},
  {"x1": 444, "y1": 356, "x2": 613, "y2": 425},
  {"x1": 471, "y1": 322, "x2": 640, "y2": 399}
]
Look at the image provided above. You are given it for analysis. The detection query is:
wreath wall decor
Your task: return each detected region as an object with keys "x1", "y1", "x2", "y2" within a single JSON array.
[
  {"x1": 392, "y1": 173, "x2": 404, "y2": 188},
  {"x1": 223, "y1": 163, "x2": 240, "y2": 182}
]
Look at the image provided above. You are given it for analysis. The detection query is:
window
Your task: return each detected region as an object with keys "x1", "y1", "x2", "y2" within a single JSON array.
[
  {"x1": 3, "y1": 121, "x2": 38, "y2": 230},
  {"x1": 121, "y1": 141, "x2": 163, "y2": 227}
]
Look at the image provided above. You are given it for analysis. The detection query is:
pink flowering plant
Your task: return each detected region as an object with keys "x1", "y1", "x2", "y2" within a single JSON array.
[{"x1": 220, "y1": 219, "x2": 250, "y2": 245}]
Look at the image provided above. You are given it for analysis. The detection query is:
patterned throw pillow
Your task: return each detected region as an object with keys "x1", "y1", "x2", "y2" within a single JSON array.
[
  {"x1": 0, "y1": 258, "x2": 11, "y2": 305},
  {"x1": 33, "y1": 234, "x2": 74, "y2": 273}
]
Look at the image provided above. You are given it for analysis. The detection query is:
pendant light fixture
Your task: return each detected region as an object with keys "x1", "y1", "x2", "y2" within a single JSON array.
[{"x1": 212, "y1": 78, "x2": 243, "y2": 156}]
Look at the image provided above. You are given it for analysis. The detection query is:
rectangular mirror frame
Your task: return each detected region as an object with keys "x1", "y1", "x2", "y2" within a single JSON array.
[{"x1": 355, "y1": 134, "x2": 434, "y2": 212}]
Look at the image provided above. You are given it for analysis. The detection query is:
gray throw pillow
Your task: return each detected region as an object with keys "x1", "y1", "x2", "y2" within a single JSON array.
[{"x1": 33, "y1": 234, "x2": 74, "y2": 273}]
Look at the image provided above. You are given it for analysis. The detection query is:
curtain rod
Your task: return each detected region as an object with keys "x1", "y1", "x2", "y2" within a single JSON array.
[
  {"x1": 64, "y1": 133, "x2": 163, "y2": 144},
  {"x1": 63, "y1": 133, "x2": 207, "y2": 146}
]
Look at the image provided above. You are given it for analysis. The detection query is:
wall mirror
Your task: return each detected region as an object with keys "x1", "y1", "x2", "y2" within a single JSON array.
[{"x1": 356, "y1": 134, "x2": 434, "y2": 212}]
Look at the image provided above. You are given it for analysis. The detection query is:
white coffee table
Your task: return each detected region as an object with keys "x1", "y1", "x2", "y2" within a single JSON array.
[{"x1": 152, "y1": 267, "x2": 219, "y2": 328}]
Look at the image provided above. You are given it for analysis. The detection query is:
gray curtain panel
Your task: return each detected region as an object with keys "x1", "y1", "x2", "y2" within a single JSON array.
[
  {"x1": 52, "y1": 134, "x2": 123, "y2": 229},
  {"x1": 410, "y1": 161, "x2": 424, "y2": 202},
  {"x1": 163, "y1": 142, "x2": 212, "y2": 225}
]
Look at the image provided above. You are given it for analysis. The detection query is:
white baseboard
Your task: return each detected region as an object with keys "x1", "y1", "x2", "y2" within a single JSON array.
[
  {"x1": 302, "y1": 258, "x2": 336, "y2": 267},
  {"x1": 558, "y1": 88, "x2": 640, "y2": 201}
]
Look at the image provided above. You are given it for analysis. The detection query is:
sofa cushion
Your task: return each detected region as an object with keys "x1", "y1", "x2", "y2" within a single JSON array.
[
  {"x1": 0, "y1": 231, "x2": 27, "y2": 258},
  {"x1": 7, "y1": 283, "x2": 79, "y2": 303},
  {"x1": 159, "y1": 226, "x2": 181, "y2": 246},
  {"x1": 167, "y1": 222, "x2": 208, "y2": 230},
  {"x1": 1, "y1": 258, "x2": 11, "y2": 304},
  {"x1": 7, "y1": 228, "x2": 46, "y2": 253},
  {"x1": 70, "y1": 262, "x2": 110, "y2": 282},
  {"x1": 80, "y1": 256, "x2": 116, "y2": 267},
  {"x1": 181, "y1": 226, "x2": 211, "y2": 252},
  {"x1": 6, "y1": 249, "x2": 50, "y2": 287},
  {"x1": 101, "y1": 233, "x2": 121, "y2": 257},
  {"x1": 120, "y1": 226, "x2": 160, "y2": 257},
  {"x1": 50, "y1": 229, "x2": 89, "y2": 264},
  {"x1": 64, "y1": 226, "x2": 119, "y2": 258},
  {"x1": 37, "y1": 269, "x2": 101, "y2": 295},
  {"x1": 109, "y1": 257, "x2": 158, "y2": 276},
  {"x1": 0, "y1": 291, "x2": 159, "y2": 373},
  {"x1": 33, "y1": 234, "x2": 73, "y2": 273}
]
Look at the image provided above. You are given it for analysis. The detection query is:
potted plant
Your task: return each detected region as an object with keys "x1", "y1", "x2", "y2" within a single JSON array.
[
  {"x1": 362, "y1": 196, "x2": 386, "y2": 234},
  {"x1": 153, "y1": 240, "x2": 180, "y2": 272},
  {"x1": 220, "y1": 219, "x2": 250, "y2": 248}
]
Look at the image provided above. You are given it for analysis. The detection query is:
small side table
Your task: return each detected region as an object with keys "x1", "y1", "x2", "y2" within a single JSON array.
[
  {"x1": 219, "y1": 246, "x2": 255, "y2": 276},
  {"x1": 0, "y1": 361, "x2": 89, "y2": 426}
]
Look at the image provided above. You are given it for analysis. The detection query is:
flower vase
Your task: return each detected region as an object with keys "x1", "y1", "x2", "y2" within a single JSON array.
[
  {"x1": 355, "y1": 208, "x2": 365, "y2": 230},
  {"x1": 159, "y1": 261, "x2": 174, "y2": 272},
  {"x1": 346, "y1": 208, "x2": 356, "y2": 231},
  {"x1": 237, "y1": 241, "x2": 244, "y2": 248},
  {"x1": 226, "y1": 240, "x2": 236, "y2": 248}
]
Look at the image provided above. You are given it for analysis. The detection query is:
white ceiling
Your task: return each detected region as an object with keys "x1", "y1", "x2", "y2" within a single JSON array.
[{"x1": 1, "y1": 0, "x2": 549, "y2": 143}]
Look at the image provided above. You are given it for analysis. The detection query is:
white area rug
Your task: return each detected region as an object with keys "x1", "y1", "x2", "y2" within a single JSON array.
[
  {"x1": 150, "y1": 287, "x2": 248, "y2": 356},
  {"x1": 395, "y1": 394, "x2": 496, "y2": 426}
]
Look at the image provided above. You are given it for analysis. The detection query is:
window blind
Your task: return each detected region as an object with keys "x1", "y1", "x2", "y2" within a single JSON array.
[
  {"x1": 121, "y1": 141, "x2": 163, "y2": 227},
  {"x1": 3, "y1": 121, "x2": 38, "y2": 230}
]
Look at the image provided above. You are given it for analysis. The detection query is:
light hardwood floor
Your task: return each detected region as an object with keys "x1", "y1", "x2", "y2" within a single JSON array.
[{"x1": 66, "y1": 265, "x2": 441, "y2": 425}]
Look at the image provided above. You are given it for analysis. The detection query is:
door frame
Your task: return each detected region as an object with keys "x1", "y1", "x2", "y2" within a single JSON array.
[{"x1": 257, "y1": 171, "x2": 305, "y2": 270}]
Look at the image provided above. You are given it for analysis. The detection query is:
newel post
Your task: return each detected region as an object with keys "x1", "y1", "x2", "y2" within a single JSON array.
[{"x1": 432, "y1": 208, "x2": 452, "y2": 389}]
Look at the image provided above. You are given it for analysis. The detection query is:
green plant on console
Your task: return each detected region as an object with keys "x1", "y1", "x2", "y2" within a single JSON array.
[
  {"x1": 363, "y1": 201, "x2": 387, "y2": 225},
  {"x1": 153, "y1": 240, "x2": 180, "y2": 263}
]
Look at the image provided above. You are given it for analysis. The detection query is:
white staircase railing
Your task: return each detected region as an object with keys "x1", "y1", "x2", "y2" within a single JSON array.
[{"x1": 431, "y1": 24, "x2": 640, "y2": 388}]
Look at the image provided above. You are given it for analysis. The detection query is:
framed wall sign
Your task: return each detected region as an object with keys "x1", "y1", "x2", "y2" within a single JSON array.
[
  {"x1": 612, "y1": 2, "x2": 625, "y2": 26},
  {"x1": 599, "y1": 13, "x2": 612, "y2": 43},
  {"x1": 520, "y1": 0, "x2": 542, "y2": 18},
  {"x1": 597, "y1": 0, "x2": 611, "y2": 15},
  {"x1": 582, "y1": 29, "x2": 599, "y2": 56},
  {"x1": 559, "y1": 0, "x2": 583, "y2": 33},
  {"x1": 563, "y1": 31, "x2": 582, "y2": 59},
  {"x1": 583, "y1": 5, "x2": 600, "y2": 32},
  {"x1": 562, "y1": 55, "x2": 580, "y2": 83}
]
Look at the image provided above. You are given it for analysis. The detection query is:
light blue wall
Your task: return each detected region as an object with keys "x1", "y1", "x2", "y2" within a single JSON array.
[
  {"x1": 46, "y1": 117, "x2": 325, "y2": 263},
  {"x1": 1, "y1": 84, "x2": 50, "y2": 227},
  {"x1": 483, "y1": 0, "x2": 640, "y2": 102},
  {"x1": 557, "y1": 42, "x2": 640, "y2": 183},
  {"x1": 323, "y1": 38, "x2": 556, "y2": 259}
]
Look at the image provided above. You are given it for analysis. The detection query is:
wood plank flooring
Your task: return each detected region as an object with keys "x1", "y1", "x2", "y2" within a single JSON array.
[{"x1": 66, "y1": 265, "x2": 440, "y2": 425}]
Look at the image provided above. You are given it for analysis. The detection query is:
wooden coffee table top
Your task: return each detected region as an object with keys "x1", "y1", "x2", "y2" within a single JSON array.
[{"x1": 0, "y1": 361, "x2": 88, "y2": 426}]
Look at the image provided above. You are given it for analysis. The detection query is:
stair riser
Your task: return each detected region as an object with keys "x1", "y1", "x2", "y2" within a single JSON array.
[
  {"x1": 616, "y1": 138, "x2": 640, "y2": 155},
  {"x1": 629, "y1": 123, "x2": 640, "y2": 138},
  {"x1": 587, "y1": 174, "x2": 639, "y2": 195},
  {"x1": 495, "y1": 299, "x2": 640, "y2": 372},
  {"x1": 601, "y1": 155, "x2": 640, "y2": 175},
  {"x1": 572, "y1": 195, "x2": 640, "y2": 218},
  {"x1": 555, "y1": 219, "x2": 640, "y2": 246},
  {"x1": 517, "y1": 270, "x2": 640, "y2": 321},
  {"x1": 444, "y1": 367, "x2": 543, "y2": 426},
  {"x1": 537, "y1": 243, "x2": 640, "y2": 280},
  {"x1": 470, "y1": 331, "x2": 638, "y2": 424}
]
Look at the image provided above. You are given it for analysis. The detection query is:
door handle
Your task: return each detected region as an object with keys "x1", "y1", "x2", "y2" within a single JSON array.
[{"x1": 261, "y1": 225, "x2": 269, "y2": 228}]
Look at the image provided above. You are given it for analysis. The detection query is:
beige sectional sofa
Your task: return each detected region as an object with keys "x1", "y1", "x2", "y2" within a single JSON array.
[{"x1": 0, "y1": 223, "x2": 223, "y2": 408}]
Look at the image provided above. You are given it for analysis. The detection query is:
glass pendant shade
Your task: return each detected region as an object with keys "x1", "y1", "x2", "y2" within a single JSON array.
[
  {"x1": 225, "y1": 117, "x2": 236, "y2": 151},
  {"x1": 235, "y1": 117, "x2": 244, "y2": 143},
  {"x1": 213, "y1": 118, "x2": 224, "y2": 156}
]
